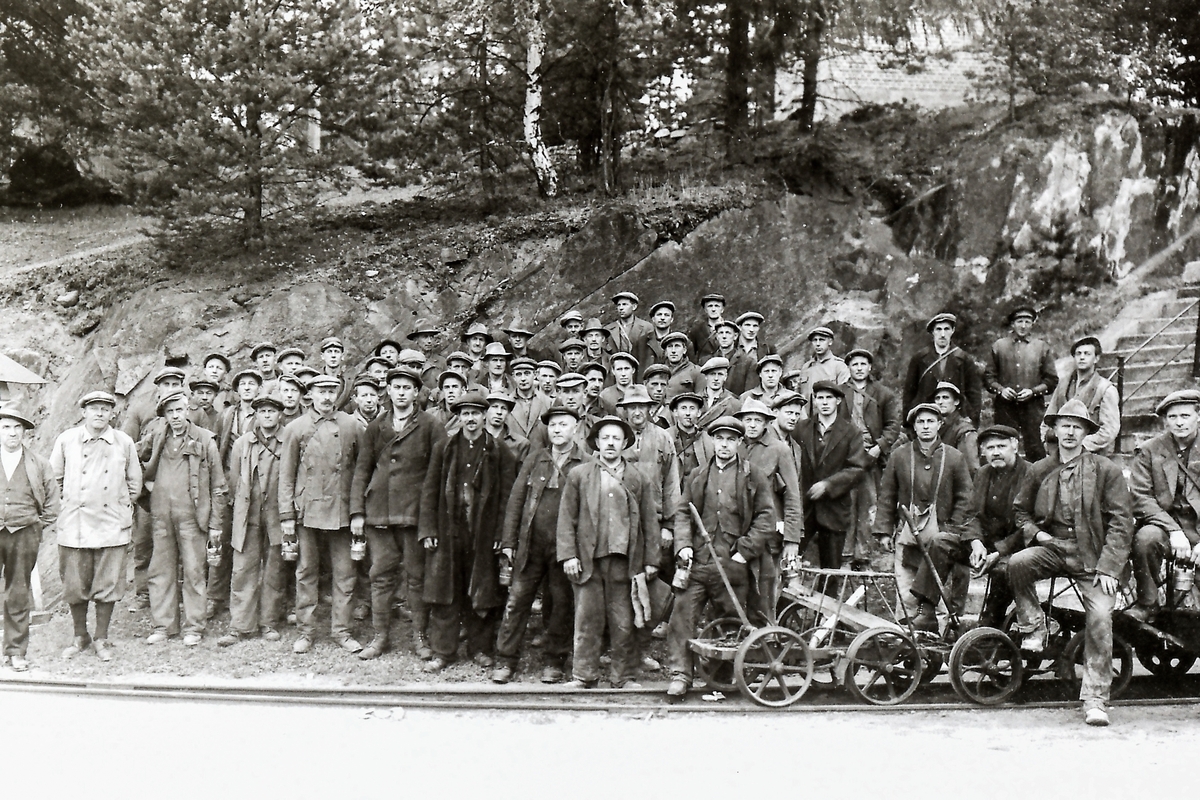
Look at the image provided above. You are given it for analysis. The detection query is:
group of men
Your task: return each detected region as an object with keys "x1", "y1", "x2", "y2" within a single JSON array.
[{"x1": 0, "y1": 290, "x2": 1193, "y2": 729}]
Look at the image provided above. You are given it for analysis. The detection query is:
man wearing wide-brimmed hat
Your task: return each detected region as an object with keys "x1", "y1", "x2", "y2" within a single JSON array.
[
  {"x1": 558, "y1": 414, "x2": 660, "y2": 688},
  {"x1": 985, "y1": 305, "x2": 1057, "y2": 461},
  {"x1": 418, "y1": 391, "x2": 518, "y2": 672},
  {"x1": 0, "y1": 404, "x2": 58, "y2": 671},
  {"x1": 50, "y1": 391, "x2": 142, "y2": 662},
  {"x1": 1126, "y1": 389, "x2": 1200, "y2": 623},
  {"x1": 1010, "y1": 398, "x2": 1134, "y2": 727},
  {"x1": 902, "y1": 312, "x2": 983, "y2": 426},
  {"x1": 1042, "y1": 335, "x2": 1120, "y2": 456}
]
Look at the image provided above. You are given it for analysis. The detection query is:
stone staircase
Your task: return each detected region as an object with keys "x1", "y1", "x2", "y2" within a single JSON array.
[{"x1": 1101, "y1": 285, "x2": 1200, "y2": 454}]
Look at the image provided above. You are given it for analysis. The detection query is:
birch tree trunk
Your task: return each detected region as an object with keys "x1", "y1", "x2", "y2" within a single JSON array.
[{"x1": 523, "y1": 0, "x2": 558, "y2": 197}]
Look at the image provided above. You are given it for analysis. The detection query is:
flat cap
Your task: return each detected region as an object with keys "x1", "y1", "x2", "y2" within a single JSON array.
[
  {"x1": 277, "y1": 374, "x2": 305, "y2": 392},
  {"x1": 906, "y1": 403, "x2": 944, "y2": 424},
  {"x1": 231, "y1": 368, "x2": 264, "y2": 387},
  {"x1": 756, "y1": 354, "x2": 784, "y2": 372},
  {"x1": 153, "y1": 366, "x2": 186, "y2": 385},
  {"x1": 252, "y1": 392, "x2": 286, "y2": 411},
  {"x1": 1006, "y1": 305, "x2": 1038, "y2": 323},
  {"x1": 559, "y1": 310, "x2": 584, "y2": 327},
  {"x1": 771, "y1": 390, "x2": 807, "y2": 409},
  {"x1": 700, "y1": 293, "x2": 726, "y2": 305},
  {"x1": 188, "y1": 378, "x2": 220, "y2": 392},
  {"x1": 202, "y1": 352, "x2": 231, "y2": 372},
  {"x1": 611, "y1": 291, "x2": 639, "y2": 305},
  {"x1": 556, "y1": 372, "x2": 586, "y2": 389},
  {"x1": 250, "y1": 342, "x2": 277, "y2": 359},
  {"x1": 736, "y1": 311, "x2": 765, "y2": 326},
  {"x1": 385, "y1": 366, "x2": 423, "y2": 386},
  {"x1": 445, "y1": 350, "x2": 474, "y2": 366},
  {"x1": 320, "y1": 336, "x2": 344, "y2": 352},
  {"x1": 396, "y1": 348, "x2": 426, "y2": 366},
  {"x1": 977, "y1": 424, "x2": 1021, "y2": 443},
  {"x1": 926, "y1": 312, "x2": 957, "y2": 331},
  {"x1": 648, "y1": 300, "x2": 675, "y2": 316},
  {"x1": 700, "y1": 357, "x2": 730, "y2": 374},
  {"x1": 352, "y1": 374, "x2": 382, "y2": 391},
  {"x1": 735, "y1": 398, "x2": 775, "y2": 420},
  {"x1": 79, "y1": 390, "x2": 117, "y2": 409},
  {"x1": 537, "y1": 360, "x2": 563, "y2": 375},
  {"x1": 933, "y1": 381, "x2": 962, "y2": 400},
  {"x1": 364, "y1": 356, "x2": 392, "y2": 373},
  {"x1": 293, "y1": 367, "x2": 319, "y2": 382},
  {"x1": 707, "y1": 416, "x2": 745, "y2": 437},
  {"x1": 641, "y1": 364, "x2": 671, "y2": 381},
  {"x1": 373, "y1": 339, "x2": 403, "y2": 356},
  {"x1": 558, "y1": 337, "x2": 586, "y2": 353},
  {"x1": 510, "y1": 357, "x2": 537, "y2": 372},
  {"x1": 541, "y1": 399, "x2": 581, "y2": 423},
  {"x1": 1043, "y1": 398, "x2": 1099, "y2": 433},
  {"x1": 306, "y1": 374, "x2": 342, "y2": 390},
  {"x1": 275, "y1": 347, "x2": 307, "y2": 362},
  {"x1": 581, "y1": 361, "x2": 609, "y2": 379},
  {"x1": 714, "y1": 318, "x2": 739, "y2": 334},
  {"x1": 845, "y1": 348, "x2": 874, "y2": 364},
  {"x1": 1155, "y1": 389, "x2": 1200, "y2": 416},
  {"x1": 1071, "y1": 336, "x2": 1103, "y2": 355},
  {"x1": 668, "y1": 392, "x2": 704, "y2": 409},
  {"x1": 610, "y1": 351, "x2": 639, "y2": 370},
  {"x1": 486, "y1": 390, "x2": 517, "y2": 408},
  {"x1": 811, "y1": 380, "x2": 845, "y2": 399},
  {"x1": 438, "y1": 369, "x2": 468, "y2": 387},
  {"x1": 451, "y1": 391, "x2": 489, "y2": 412},
  {"x1": 660, "y1": 331, "x2": 690, "y2": 349},
  {"x1": 155, "y1": 390, "x2": 189, "y2": 415},
  {"x1": 807, "y1": 326, "x2": 835, "y2": 340}
]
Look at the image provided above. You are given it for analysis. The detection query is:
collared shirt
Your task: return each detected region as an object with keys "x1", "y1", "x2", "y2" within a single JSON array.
[
  {"x1": 51, "y1": 424, "x2": 142, "y2": 548},
  {"x1": 1051, "y1": 458, "x2": 1082, "y2": 534}
]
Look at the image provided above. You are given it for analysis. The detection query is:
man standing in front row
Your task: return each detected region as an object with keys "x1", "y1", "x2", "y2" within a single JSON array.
[
  {"x1": 0, "y1": 405, "x2": 59, "y2": 671},
  {"x1": 558, "y1": 416, "x2": 660, "y2": 689},
  {"x1": 665, "y1": 416, "x2": 775, "y2": 699},
  {"x1": 279, "y1": 374, "x2": 364, "y2": 655},
  {"x1": 1010, "y1": 399, "x2": 1133, "y2": 727},
  {"x1": 51, "y1": 391, "x2": 142, "y2": 662}
]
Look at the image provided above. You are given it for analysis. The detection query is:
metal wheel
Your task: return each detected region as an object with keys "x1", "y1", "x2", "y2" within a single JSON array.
[
  {"x1": 695, "y1": 617, "x2": 744, "y2": 692},
  {"x1": 1134, "y1": 642, "x2": 1197, "y2": 678},
  {"x1": 948, "y1": 627, "x2": 1025, "y2": 706},
  {"x1": 1056, "y1": 630, "x2": 1134, "y2": 699},
  {"x1": 778, "y1": 601, "x2": 845, "y2": 688},
  {"x1": 843, "y1": 627, "x2": 923, "y2": 706},
  {"x1": 911, "y1": 630, "x2": 944, "y2": 685},
  {"x1": 733, "y1": 626, "x2": 814, "y2": 708}
]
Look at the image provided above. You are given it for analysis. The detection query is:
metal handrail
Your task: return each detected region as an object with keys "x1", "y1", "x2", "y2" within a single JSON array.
[
  {"x1": 1121, "y1": 339, "x2": 1194, "y2": 403},
  {"x1": 1103, "y1": 296, "x2": 1200, "y2": 415},
  {"x1": 1103, "y1": 296, "x2": 1200, "y2": 378}
]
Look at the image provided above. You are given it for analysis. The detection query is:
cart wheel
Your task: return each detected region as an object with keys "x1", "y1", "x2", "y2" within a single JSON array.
[
  {"x1": 733, "y1": 626, "x2": 814, "y2": 708},
  {"x1": 778, "y1": 601, "x2": 840, "y2": 688},
  {"x1": 948, "y1": 627, "x2": 1025, "y2": 706},
  {"x1": 910, "y1": 631, "x2": 944, "y2": 685},
  {"x1": 843, "y1": 627, "x2": 923, "y2": 706},
  {"x1": 1056, "y1": 630, "x2": 1134, "y2": 699},
  {"x1": 694, "y1": 617, "x2": 744, "y2": 692},
  {"x1": 1134, "y1": 642, "x2": 1197, "y2": 678}
]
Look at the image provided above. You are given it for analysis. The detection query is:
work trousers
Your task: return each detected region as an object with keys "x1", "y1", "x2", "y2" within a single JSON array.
[
  {"x1": 1008, "y1": 541, "x2": 1115, "y2": 708},
  {"x1": 148, "y1": 508, "x2": 207, "y2": 636},
  {"x1": 978, "y1": 556, "x2": 1015, "y2": 628},
  {"x1": 400, "y1": 527, "x2": 429, "y2": 638},
  {"x1": 206, "y1": 500, "x2": 234, "y2": 608},
  {"x1": 131, "y1": 507, "x2": 152, "y2": 597},
  {"x1": 366, "y1": 525, "x2": 415, "y2": 643},
  {"x1": 894, "y1": 531, "x2": 968, "y2": 617},
  {"x1": 297, "y1": 526, "x2": 356, "y2": 640},
  {"x1": 845, "y1": 466, "x2": 880, "y2": 563},
  {"x1": 0, "y1": 525, "x2": 39, "y2": 656},
  {"x1": 1132, "y1": 517, "x2": 1199, "y2": 607},
  {"x1": 994, "y1": 399, "x2": 1046, "y2": 462},
  {"x1": 666, "y1": 559, "x2": 749, "y2": 681},
  {"x1": 572, "y1": 554, "x2": 636, "y2": 685},
  {"x1": 229, "y1": 523, "x2": 287, "y2": 635},
  {"x1": 495, "y1": 531, "x2": 574, "y2": 670},
  {"x1": 804, "y1": 524, "x2": 847, "y2": 570},
  {"x1": 59, "y1": 545, "x2": 127, "y2": 605}
]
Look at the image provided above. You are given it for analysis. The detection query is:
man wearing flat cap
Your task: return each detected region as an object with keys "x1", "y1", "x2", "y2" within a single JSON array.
[
  {"x1": 319, "y1": 336, "x2": 354, "y2": 412},
  {"x1": 619, "y1": 385, "x2": 681, "y2": 585},
  {"x1": 903, "y1": 312, "x2": 983, "y2": 426},
  {"x1": 728, "y1": 312, "x2": 777, "y2": 395},
  {"x1": 669, "y1": 392, "x2": 715, "y2": 482},
  {"x1": 689, "y1": 292, "x2": 727, "y2": 360},
  {"x1": 645, "y1": 301, "x2": 685, "y2": 366},
  {"x1": 501, "y1": 322, "x2": 543, "y2": 364},
  {"x1": 506, "y1": 357, "x2": 551, "y2": 443},
  {"x1": 188, "y1": 377, "x2": 223, "y2": 434},
  {"x1": 1010, "y1": 398, "x2": 1134, "y2": 727},
  {"x1": 51, "y1": 391, "x2": 142, "y2": 662},
  {"x1": 792, "y1": 382, "x2": 868, "y2": 569},
  {"x1": 526, "y1": 372, "x2": 593, "y2": 453},
  {"x1": 661, "y1": 331, "x2": 704, "y2": 398},
  {"x1": 1126, "y1": 389, "x2": 1200, "y2": 622},
  {"x1": 0, "y1": 404, "x2": 58, "y2": 671},
  {"x1": 986, "y1": 306, "x2": 1057, "y2": 461},
  {"x1": 558, "y1": 415, "x2": 661, "y2": 688},
  {"x1": 279, "y1": 373, "x2": 365, "y2": 655},
  {"x1": 493, "y1": 401, "x2": 587, "y2": 684},
  {"x1": 199, "y1": 352, "x2": 233, "y2": 411},
  {"x1": 874, "y1": 403, "x2": 975, "y2": 631},
  {"x1": 350, "y1": 366, "x2": 446, "y2": 661},
  {"x1": 251, "y1": 342, "x2": 279, "y2": 384},
  {"x1": 796, "y1": 326, "x2": 849, "y2": 411},
  {"x1": 843, "y1": 348, "x2": 902, "y2": 567},
  {"x1": 963, "y1": 424, "x2": 1030, "y2": 627},
  {"x1": 138, "y1": 391, "x2": 228, "y2": 646},
  {"x1": 600, "y1": 352, "x2": 640, "y2": 415},
  {"x1": 419, "y1": 392, "x2": 518, "y2": 672},
  {"x1": 607, "y1": 291, "x2": 655, "y2": 369},
  {"x1": 665, "y1": 415, "x2": 776, "y2": 699},
  {"x1": 933, "y1": 381, "x2": 980, "y2": 476},
  {"x1": 697, "y1": 356, "x2": 741, "y2": 431},
  {"x1": 742, "y1": 354, "x2": 787, "y2": 409},
  {"x1": 1042, "y1": 335, "x2": 1120, "y2": 456}
]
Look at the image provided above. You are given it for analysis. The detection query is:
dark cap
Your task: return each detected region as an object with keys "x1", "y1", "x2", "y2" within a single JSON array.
[
  {"x1": 587, "y1": 415, "x2": 635, "y2": 448},
  {"x1": 707, "y1": 416, "x2": 745, "y2": 437},
  {"x1": 926, "y1": 312, "x2": 957, "y2": 331},
  {"x1": 977, "y1": 424, "x2": 1021, "y2": 444},
  {"x1": 811, "y1": 380, "x2": 845, "y2": 399},
  {"x1": 1071, "y1": 336, "x2": 1102, "y2": 355}
]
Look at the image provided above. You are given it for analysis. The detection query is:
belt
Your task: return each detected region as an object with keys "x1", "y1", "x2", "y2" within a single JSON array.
[{"x1": 1047, "y1": 522, "x2": 1076, "y2": 540}]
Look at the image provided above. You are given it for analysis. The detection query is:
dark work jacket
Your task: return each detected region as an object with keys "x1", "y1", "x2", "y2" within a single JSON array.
[
  {"x1": 229, "y1": 428, "x2": 283, "y2": 550},
  {"x1": 874, "y1": 441, "x2": 974, "y2": 538},
  {"x1": 138, "y1": 421, "x2": 228, "y2": 531},
  {"x1": 351, "y1": 409, "x2": 445, "y2": 528},
  {"x1": 794, "y1": 415, "x2": 870, "y2": 533},
  {"x1": 903, "y1": 347, "x2": 983, "y2": 425},
  {"x1": 556, "y1": 459, "x2": 659, "y2": 585},
  {"x1": 851, "y1": 378, "x2": 903, "y2": 463},
  {"x1": 501, "y1": 444, "x2": 590, "y2": 574},
  {"x1": 963, "y1": 458, "x2": 1030, "y2": 555},
  {"x1": 418, "y1": 431, "x2": 518, "y2": 609},
  {"x1": 1014, "y1": 451, "x2": 1134, "y2": 578},
  {"x1": 1128, "y1": 432, "x2": 1200, "y2": 532}
]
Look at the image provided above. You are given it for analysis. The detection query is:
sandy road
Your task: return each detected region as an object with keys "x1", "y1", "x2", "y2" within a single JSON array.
[{"x1": 2, "y1": 691, "x2": 1194, "y2": 799}]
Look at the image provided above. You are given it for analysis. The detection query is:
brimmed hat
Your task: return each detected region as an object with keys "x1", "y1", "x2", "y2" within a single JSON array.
[
  {"x1": 926, "y1": 312, "x2": 957, "y2": 331},
  {"x1": 307, "y1": 374, "x2": 341, "y2": 391},
  {"x1": 320, "y1": 336, "x2": 344, "y2": 352},
  {"x1": 612, "y1": 291, "x2": 639, "y2": 305},
  {"x1": 734, "y1": 398, "x2": 775, "y2": 420},
  {"x1": 581, "y1": 361, "x2": 609, "y2": 379},
  {"x1": 617, "y1": 385, "x2": 654, "y2": 407},
  {"x1": 537, "y1": 360, "x2": 563, "y2": 375},
  {"x1": 79, "y1": 390, "x2": 117, "y2": 409},
  {"x1": 756, "y1": 354, "x2": 784, "y2": 372},
  {"x1": 582, "y1": 319, "x2": 610, "y2": 337},
  {"x1": 1006, "y1": 305, "x2": 1038, "y2": 324},
  {"x1": 386, "y1": 366, "x2": 423, "y2": 386},
  {"x1": 707, "y1": 416, "x2": 745, "y2": 437},
  {"x1": 933, "y1": 381, "x2": 962, "y2": 401},
  {"x1": 462, "y1": 322, "x2": 493, "y2": 342},
  {"x1": 541, "y1": 399, "x2": 581, "y2": 423},
  {"x1": 558, "y1": 337, "x2": 586, "y2": 353},
  {"x1": 1043, "y1": 398, "x2": 1099, "y2": 433},
  {"x1": 660, "y1": 331, "x2": 690, "y2": 349},
  {"x1": 153, "y1": 366, "x2": 186, "y2": 386},
  {"x1": 771, "y1": 390, "x2": 807, "y2": 409},
  {"x1": 408, "y1": 319, "x2": 440, "y2": 339},
  {"x1": 438, "y1": 369, "x2": 468, "y2": 388},
  {"x1": 252, "y1": 392, "x2": 286, "y2": 411},
  {"x1": 0, "y1": 403, "x2": 35, "y2": 429},
  {"x1": 977, "y1": 424, "x2": 1021, "y2": 444},
  {"x1": 1071, "y1": 336, "x2": 1102, "y2": 355},
  {"x1": 483, "y1": 342, "x2": 512, "y2": 360},
  {"x1": 559, "y1": 310, "x2": 584, "y2": 327},
  {"x1": 155, "y1": 390, "x2": 189, "y2": 415},
  {"x1": 451, "y1": 391, "x2": 489, "y2": 412},
  {"x1": 556, "y1": 372, "x2": 586, "y2": 389},
  {"x1": 276, "y1": 347, "x2": 307, "y2": 362},
  {"x1": 700, "y1": 293, "x2": 726, "y2": 306},
  {"x1": 811, "y1": 380, "x2": 845, "y2": 399},
  {"x1": 610, "y1": 352, "x2": 639, "y2": 370},
  {"x1": 906, "y1": 403, "x2": 943, "y2": 424},
  {"x1": 510, "y1": 357, "x2": 537, "y2": 372},
  {"x1": 1156, "y1": 389, "x2": 1200, "y2": 416},
  {"x1": 374, "y1": 338, "x2": 403, "y2": 356},
  {"x1": 807, "y1": 326, "x2": 834, "y2": 340},
  {"x1": 188, "y1": 378, "x2": 220, "y2": 393},
  {"x1": 649, "y1": 300, "x2": 675, "y2": 316},
  {"x1": 587, "y1": 415, "x2": 635, "y2": 448},
  {"x1": 668, "y1": 392, "x2": 704, "y2": 410},
  {"x1": 736, "y1": 311, "x2": 764, "y2": 326},
  {"x1": 202, "y1": 352, "x2": 231, "y2": 372},
  {"x1": 642, "y1": 364, "x2": 670, "y2": 382},
  {"x1": 845, "y1": 348, "x2": 874, "y2": 364},
  {"x1": 700, "y1": 356, "x2": 730, "y2": 374},
  {"x1": 231, "y1": 368, "x2": 264, "y2": 388},
  {"x1": 250, "y1": 342, "x2": 277, "y2": 360}
]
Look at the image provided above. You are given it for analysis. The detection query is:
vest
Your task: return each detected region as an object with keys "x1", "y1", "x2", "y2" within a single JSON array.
[{"x1": 0, "y1": 452, "x2": 39, "y2": 531}]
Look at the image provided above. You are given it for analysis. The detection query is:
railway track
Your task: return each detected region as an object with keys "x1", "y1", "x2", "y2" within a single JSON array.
[{"x1": 2, "y1": 672, "x2": 1198, "y2": 713}]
